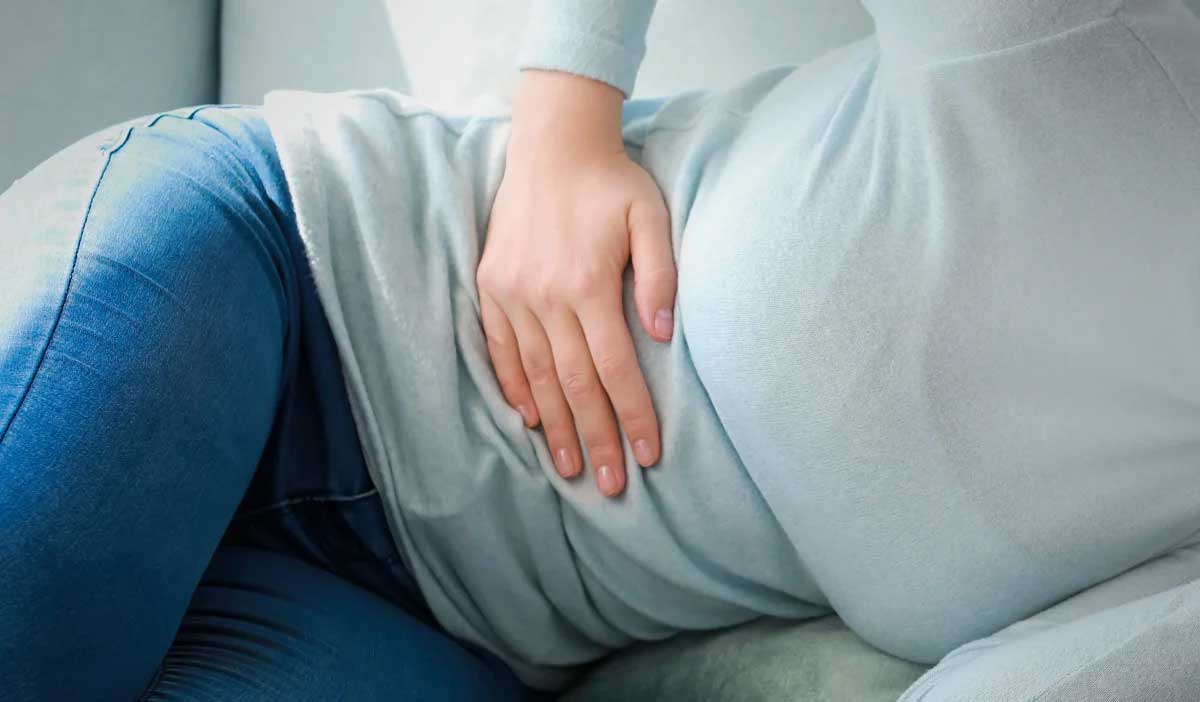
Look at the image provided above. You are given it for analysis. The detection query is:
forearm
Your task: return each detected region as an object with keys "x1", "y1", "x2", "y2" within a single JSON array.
[{"x1": 509, "y1": 70, "x2": 625, "y2": 158}]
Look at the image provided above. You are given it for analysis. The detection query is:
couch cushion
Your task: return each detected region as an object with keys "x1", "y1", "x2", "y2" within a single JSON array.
[
  {"x1": 0, "y1": 1, "x2": 218, "y2": 189},
  {"x1": 219, "y1": 0, "x2": 411, "y2": 106},
  {"x1": 564, "y1": 615, "x2": 929, "y2": 702}
]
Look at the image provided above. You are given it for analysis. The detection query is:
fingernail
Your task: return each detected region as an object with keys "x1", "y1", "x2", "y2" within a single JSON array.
[
  {"x1": 633, "y1": 438, "x2": 653, "y2": 466},
  {"x1": 654, "y1": 308, "x2": 673, "y2": 340},
  {"x1": 555, "y1": 448, "x2": 577, "y2": 477},
  {"x1": 517, "y1": 404, "x2": 535, "y2": 426},
  {"x1": 597, "y1": 464, "x2": 619, "y2": 496}
]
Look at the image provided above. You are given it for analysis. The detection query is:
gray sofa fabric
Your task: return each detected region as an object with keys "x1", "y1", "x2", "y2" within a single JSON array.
[
  {"x1": 219, "y1": 0, "x2": 410, "y2": 106},
  {"x1": 0, "y1": 1, "x2": 219, "y2": 189},
  {"x1": 564, "y1": 615, "x2": 930, "y2": 702}
]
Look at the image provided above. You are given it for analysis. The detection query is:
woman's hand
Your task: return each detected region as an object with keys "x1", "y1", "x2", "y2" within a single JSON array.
[{"x1": 477, "y1": 70, "x2": 675, "y2": 498}]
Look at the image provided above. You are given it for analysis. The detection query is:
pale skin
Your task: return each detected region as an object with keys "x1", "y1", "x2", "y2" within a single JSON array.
[{"x1": 476, "y1": 70, "x2": 675, "y2": 498}]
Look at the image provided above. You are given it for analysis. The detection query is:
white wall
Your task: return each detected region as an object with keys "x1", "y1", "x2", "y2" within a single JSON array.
[
  {"x1": 220, "y1": 0, "x2": 411, "y2": 105},
  {"x1": 639, "y1": 0, "x2": 873, "y2": 97}
]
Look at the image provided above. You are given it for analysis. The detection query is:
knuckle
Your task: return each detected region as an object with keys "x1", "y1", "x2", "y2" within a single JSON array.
[
  {"x1": 564, "y1": 267, "x2": 610, "y2": 301},
  {"x1": 559, "y1": 369, "x2": 597, "y2": 400},
  {"x1": 651, "y1": 202, "x2": 671, "y2": 229},
  {"x1": 592, "y1": 351, "x2": 631, "y2": 383},
  {"x1": 529, "y1": 275, "x2": 560, "y2": 310},
  {"x1": 485, "y1": 332, "x2": 511, "y2": 356},
  {"x1": 495, "y1": 373, "x2": 522, "y2": 399},
  {"x1": 590, "y1": 348, "x2": 628, "y2": 374},
  {"x1": 586, "y1": 441, "x2": 622, "y2": 466},
  {"x1": 475, "y1": 272, "x2": 493, "y2": 296},
  {"x1": 475, "y1": 262, "x2": 502, "y2": 292},
  {"x1": 638, "y1": 265, "x2": 677, "y2": 287},
  {"x1": 614, "y1": 410, "x2": 650, "y2": 438},
  {"x1": 632, "y1": 192, "x2": 669, "y2": 222},
  {"x1": 484, "y1": 268, "x2": 526, "y2": 300},
  {"x1": 543, "y1": 415, "x2": 575, "y2": 439},
  {"x1": 509, "y1": 273, "x2": 534, "y2": 299},
  {"x1": 523, "y1": 353, "x2": 555, "y2": 384}
]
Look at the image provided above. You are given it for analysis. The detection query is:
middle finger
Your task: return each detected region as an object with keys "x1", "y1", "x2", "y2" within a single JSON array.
[{"x1": 540, "y1": 309, "x2": 627, "y2": 497}]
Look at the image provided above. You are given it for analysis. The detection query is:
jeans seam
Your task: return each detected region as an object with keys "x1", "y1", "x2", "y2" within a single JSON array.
[
  {"x1": 0, "y1": 124, "x2": 134, "y2": 445},
  {"x1": 0, "y1": 104, "x2": 273, "y2": 447},
  {"x1": 149, "y1": 104, "x2": 298, "y2": 407},
  {"x1": 136, "y1": 663, "x2": 167, "y2": 702},
  {"x1": 142, "y1": 103, "x2": 253, "y2": 130},
  {"x1": 230, "y1": 487, "x2": 380, "y2": 522}
]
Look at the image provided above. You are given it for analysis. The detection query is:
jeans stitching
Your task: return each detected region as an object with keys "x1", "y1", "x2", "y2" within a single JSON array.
[
  {"x1": 143, "y1": 103, "x2": 247, "y2": 129},
  {"x1": 230, "y1": 488, "x2": 380, "y2": 522},
  {"x1": 0, "y1": 104, "x2": 269, "y2": 447},
  {"x1": 135, "y1": 663, "x2": 167, "y2": 702},
  {"x1": 0, "y1": 124, "x2": 134, "y2": 445},
  {"x1": 152, "y1": 104, "x2": 299, "y2": 406}
]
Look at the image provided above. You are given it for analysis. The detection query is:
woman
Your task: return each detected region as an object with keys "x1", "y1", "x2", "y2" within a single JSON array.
[{"x1": 3, "y1": 0, "x2": 1199, "y2": 699}]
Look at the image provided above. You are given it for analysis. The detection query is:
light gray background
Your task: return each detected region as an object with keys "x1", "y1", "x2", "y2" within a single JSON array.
[
  {"x1": 0, "y1": 1, "x2": 219, "y2": 188},
  {"x1": 0, "y1": 0, "x2": 875, "y2": 188},
  {"x1": 218, "y1": 0, "x2": 875, "y2": 109},
  {"x1": 3, "y1": 0, "x2": 1198, "y2": 189}
]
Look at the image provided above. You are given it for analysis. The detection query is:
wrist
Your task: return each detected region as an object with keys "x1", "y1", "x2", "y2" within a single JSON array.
[{"x1": 509, "y1": 70, "x2": 625, "y2": 157}]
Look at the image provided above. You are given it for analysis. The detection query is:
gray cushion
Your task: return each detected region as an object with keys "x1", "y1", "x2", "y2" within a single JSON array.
[
  {"x1": 0, "y1": 1, "x2": 218, "y2": 189},
  {"x1": 564, "y1": 616, "x2": 930, "y2": 702},
  {"x1": 219, "y1": 0, "x2": 410, "y2": 105}
]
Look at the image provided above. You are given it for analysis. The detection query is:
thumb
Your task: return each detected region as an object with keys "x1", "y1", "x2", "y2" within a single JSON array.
[{"x1": 628, "y1": 195, "x2": 676, "y2": 343}]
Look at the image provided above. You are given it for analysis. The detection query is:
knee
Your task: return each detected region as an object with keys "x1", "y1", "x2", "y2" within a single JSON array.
[
  {"x1": 1, "y1": 108, "x2": 296, "y2": 442},
  {"x1": 81, "y1": 108, "x2": 297, "y2": 339},
  {"x1": 2, "y1": 106, "x2": 296, "y2": 332}
]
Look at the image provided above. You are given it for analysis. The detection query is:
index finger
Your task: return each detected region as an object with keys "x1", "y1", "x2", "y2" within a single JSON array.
[{"x1": 575, "y1": 293, "x2": 661, "y2": 468}]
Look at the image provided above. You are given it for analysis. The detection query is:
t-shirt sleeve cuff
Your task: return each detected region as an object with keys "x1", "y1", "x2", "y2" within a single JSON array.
[{"x1": 514, "y1": 24, "x2": 647, "y2": 97}]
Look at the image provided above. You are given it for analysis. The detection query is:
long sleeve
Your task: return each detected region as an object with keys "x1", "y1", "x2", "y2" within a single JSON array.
[
  {"x1": 514, "y1": 0, "x2": 657, "y2": 97},
  {"x1": 897, "y1": 544, "x2": 1200, "y2": 701}
]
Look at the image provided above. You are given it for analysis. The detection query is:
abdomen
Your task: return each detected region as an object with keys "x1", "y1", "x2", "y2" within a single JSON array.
[{"x1": 676, "y1": 15, "x2": 1200, "y2": 662}]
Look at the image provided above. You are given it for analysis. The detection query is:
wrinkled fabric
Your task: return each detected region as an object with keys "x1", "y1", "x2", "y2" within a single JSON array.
[{"x1": 264, "y1": 0, "x2": 1200, "y2": 693}]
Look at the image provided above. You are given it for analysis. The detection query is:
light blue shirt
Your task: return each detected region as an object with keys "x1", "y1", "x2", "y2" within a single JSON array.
[{"x1": 263, "y1": 0, "x2": 1200, "y2": 692}]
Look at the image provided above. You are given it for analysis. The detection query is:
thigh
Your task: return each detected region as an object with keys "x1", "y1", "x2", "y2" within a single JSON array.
[
  {"x1": 142, "y1": 546, "x2": 531, "y2": 702},
  {"x1": 0, "y1": 107, "x2": 299, "y2": 701},
  {"x1": 218, "y1": 188, "x2": 431, "y2": 621}
]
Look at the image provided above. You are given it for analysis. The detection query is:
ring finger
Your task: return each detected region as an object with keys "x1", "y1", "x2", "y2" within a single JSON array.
[{"x1": 505, "y1": 306, "x2": 584, "y2": 480}]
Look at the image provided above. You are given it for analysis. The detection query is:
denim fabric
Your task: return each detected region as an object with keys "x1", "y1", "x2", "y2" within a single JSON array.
[{"x1": 0, "y1": 105, "x2": 529, "y2": 701}]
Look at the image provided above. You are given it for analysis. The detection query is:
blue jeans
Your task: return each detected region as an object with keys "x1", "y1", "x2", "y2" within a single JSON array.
[{"x1": 0, "y1": 106, "x2": 532, "y2": 701}]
